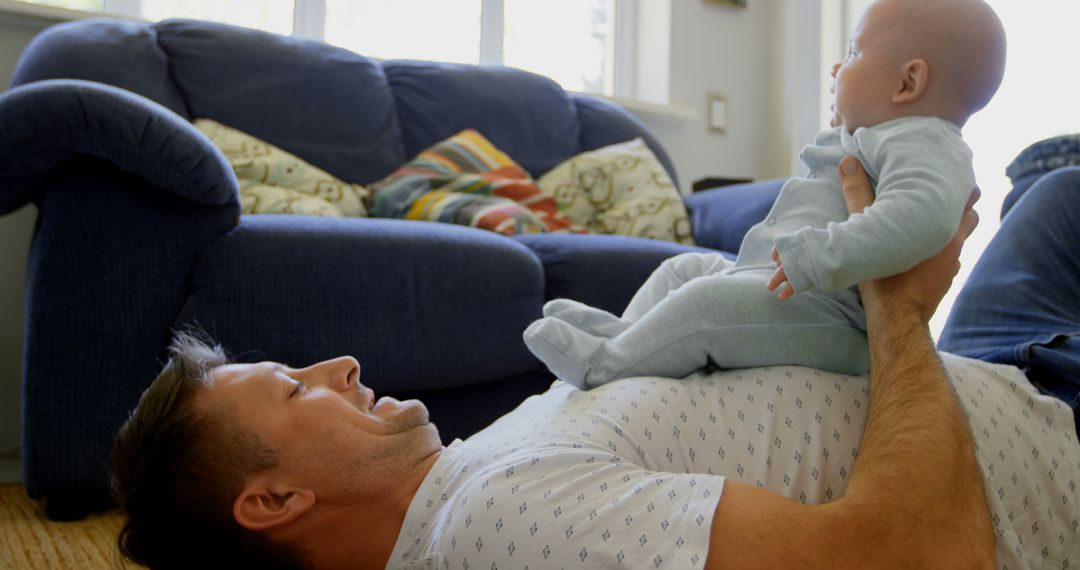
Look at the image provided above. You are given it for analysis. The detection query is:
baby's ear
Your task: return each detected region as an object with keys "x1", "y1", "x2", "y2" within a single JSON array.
[{"x1": 893, "y1": 58, "x2": 929, "y2": 103}]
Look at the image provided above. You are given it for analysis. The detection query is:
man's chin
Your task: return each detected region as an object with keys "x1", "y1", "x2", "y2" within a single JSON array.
[
  {"x1": 403, "y1": 415, "x2": 441, "y2": 451},
  {"x1": 377, "y1": 397, "x2": 432, "y2": 430}
]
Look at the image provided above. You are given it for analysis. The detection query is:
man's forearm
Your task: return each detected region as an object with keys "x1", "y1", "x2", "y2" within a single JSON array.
[
  {"x1": 702, "y1": 298, "x2": 994, "y2": 569},
  {"x1": 839, "y1": 298, "x2": 994, "y2": 566}
]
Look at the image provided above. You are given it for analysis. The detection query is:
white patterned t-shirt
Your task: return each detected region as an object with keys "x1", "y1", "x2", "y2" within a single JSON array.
[{"x1": 387, "y1": 354, "x2": 1079, "y2": 569}]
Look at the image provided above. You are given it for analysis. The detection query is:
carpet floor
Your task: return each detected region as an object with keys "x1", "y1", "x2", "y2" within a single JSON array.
[{"x1": 0, "y1": 483, "x2": 140, "y2": 569}]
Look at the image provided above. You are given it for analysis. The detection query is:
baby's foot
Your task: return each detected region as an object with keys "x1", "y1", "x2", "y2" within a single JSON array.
[
  {"x1": 523, "y1": 317, "x2": 607, "y2": 389},
  {"x1": 542, "y1": 299, "x2": 630, "y2": 338}
]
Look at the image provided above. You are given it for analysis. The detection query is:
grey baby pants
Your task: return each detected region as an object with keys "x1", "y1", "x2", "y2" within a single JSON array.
[{"x1": 523, "y1": 252, "x2": 869, "y2": 389}]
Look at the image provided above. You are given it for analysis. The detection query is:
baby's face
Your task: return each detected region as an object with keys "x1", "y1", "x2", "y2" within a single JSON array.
[
  {"x1": 831, "y1": 0, "x2": 1006, "y2": 130},
  {"x1": 829, "y1": 2, "x2": 904, "y2": 131}
]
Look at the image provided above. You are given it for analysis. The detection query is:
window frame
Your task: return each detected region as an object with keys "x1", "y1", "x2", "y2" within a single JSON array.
[
  {"x1": 292, "y1": 0, "x2": 323, "y2": 40},
  {"x1": 60, "y1": 0, "x2": 636, "y2": 98},
  {"x1": 308, "y1": 0, "x2": 630, "y2": 98}
]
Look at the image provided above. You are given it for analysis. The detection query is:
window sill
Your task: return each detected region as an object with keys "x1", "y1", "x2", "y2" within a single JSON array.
[{"x1": 0, "y1": 0, "x2": 121, "y2": 23}]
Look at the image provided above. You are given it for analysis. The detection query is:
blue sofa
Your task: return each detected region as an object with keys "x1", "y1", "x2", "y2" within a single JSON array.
[{"x1": 1, "y1": 18, "x2": 782, "y2": 519}]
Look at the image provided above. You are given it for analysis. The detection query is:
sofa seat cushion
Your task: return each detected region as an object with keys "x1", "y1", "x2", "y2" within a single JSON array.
[
  {"x1": 371, "y1": 129, "x2": 583, "y2": 235},
  {"x1": 512, "y1": 233, "x2": 714, "y2": 315},
  {"x1": 175, "y1": 215, "x2": 545, "y2": 392}
]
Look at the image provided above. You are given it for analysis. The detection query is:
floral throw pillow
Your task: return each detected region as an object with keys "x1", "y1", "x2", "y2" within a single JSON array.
[
  {"x1": 370, "y1": 129, "x2": 585, "y2": 236},
  {"x1": 194, "y1": 119, "x2": 370, "y2": 217},
  {"x1": 537, "y1": 138, "x2": 695, "y2": 244}
]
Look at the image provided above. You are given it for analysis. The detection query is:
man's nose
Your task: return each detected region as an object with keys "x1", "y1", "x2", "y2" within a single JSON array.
[
  {"x1": 830, "y1": 62, "x2": 840, "y2": 78},
  {"x1": 308, "y1": 356, "x2": 361, "y2": 391}
]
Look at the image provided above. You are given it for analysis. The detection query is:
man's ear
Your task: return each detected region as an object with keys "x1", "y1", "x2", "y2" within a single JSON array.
[
  {"x1": 233, "y1": 476, "x2": 317, "y2": 532},
  {"x1": 893, "y1": 58, "x2": 929, "y2": 103}
]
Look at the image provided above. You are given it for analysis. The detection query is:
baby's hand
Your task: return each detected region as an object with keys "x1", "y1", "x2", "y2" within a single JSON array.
[{"x1": 767, "y1": 246, "x2": 795, "y2": 300}]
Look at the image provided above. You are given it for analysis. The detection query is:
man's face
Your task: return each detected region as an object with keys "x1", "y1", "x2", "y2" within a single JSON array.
[
  {"x1": 830, "y1": 0, "x2": 903, "y2": 131},
  {"x1": 194, "y1": 356, "x2": 442, "y2": 503}
]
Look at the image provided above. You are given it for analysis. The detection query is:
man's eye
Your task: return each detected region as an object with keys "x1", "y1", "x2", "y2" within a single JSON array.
[{"x1": 290, "y1": 381, "x2": 305, "y2": 398}]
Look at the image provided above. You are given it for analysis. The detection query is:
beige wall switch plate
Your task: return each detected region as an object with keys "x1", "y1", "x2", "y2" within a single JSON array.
[{"x1": 707, "y1": 92, "x2": 728, "y2": 134}]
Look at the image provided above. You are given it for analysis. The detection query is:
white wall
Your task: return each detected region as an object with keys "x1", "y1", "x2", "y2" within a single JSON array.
[
  {"x1": 0, "y1": 9, "x2": 56, "y2": 461},
  {"x1": 638, "y1": 0, "x2": 774, "y2": 189},
  {"x1": 768, "y1": 0, "x2": 823, "y2": 177},
  {"x1": 638, "y1": 0, "x2": 822, "y2": 191},
  {"x1": 634, "y1": 0, "x2": 671, "y2": 106}
]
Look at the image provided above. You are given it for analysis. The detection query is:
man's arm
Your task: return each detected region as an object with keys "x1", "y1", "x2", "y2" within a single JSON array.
[{"x1": 706, "y1": 157, "x2": 994, "y2": 569}]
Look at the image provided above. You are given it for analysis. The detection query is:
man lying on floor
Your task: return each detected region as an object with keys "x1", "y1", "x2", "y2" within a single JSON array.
[{"x1": 110, "y1": 160, "x2": 1079, "y2": 569}]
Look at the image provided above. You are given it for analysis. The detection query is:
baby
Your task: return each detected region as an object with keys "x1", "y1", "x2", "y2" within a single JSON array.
[{"x1": 524, "y1": 0, "x2": 1007, "y2": 389}]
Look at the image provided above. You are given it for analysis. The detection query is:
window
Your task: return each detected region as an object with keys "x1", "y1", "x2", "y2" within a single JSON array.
[
  {"x1": 21, "y1": 0, "x2": 101, "y2": 10},
  {"x1": 10, "y1": 0, "x2": 629, "y2": 97},
  {"x1": 322, "y1": 0, "x2": 620, "y2": 96},
  {"x1": 19, "y1": 0, "x2": 295, "y2": 35},
  {"x1": 831, "y1": 0, "x2": 1080, "y2": 336},
  {"x1": 946, "y1": 0, "x2": 1080, "y2": 332},
  {"x1": 323, "y1": 0, "x2": 483, "y2": 64},
  {"x1": 139, "y1": 0, "x2": 294, "y2": 36},
  {"x1": 502, "y1": 0, "x2": 613, "y2": 95},
  {"x1": 19, "y1": 0, "x2": 100, "y2": 9}
]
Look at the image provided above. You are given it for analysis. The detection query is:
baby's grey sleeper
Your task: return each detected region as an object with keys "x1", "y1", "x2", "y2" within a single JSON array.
[{"x1": 524, "y1": 116, "x2": 975, "y2": 388}]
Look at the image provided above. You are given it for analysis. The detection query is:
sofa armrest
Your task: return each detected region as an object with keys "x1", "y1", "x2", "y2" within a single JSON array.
[
  {"x1": 20, "y1": 158, "x2": 240, "y2": 516},
  {"x1": 683, "y1": 178, "x2": 785, "y2": 254},
  {"x1": 0, "y1": 79, "x2": 238, "y2": 215}
]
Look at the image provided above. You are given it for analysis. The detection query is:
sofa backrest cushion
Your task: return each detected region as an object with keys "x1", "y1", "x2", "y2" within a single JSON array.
[
  {"x1": 385, "y1": 60, "x2": 581, "y2": 179},
  {"x1": 155, "y1": 20, "x2": 408, "y2": 185},
  {"x1": 10, "y1": 19, "x2": 190, "y2": 116},
  {"x1": 571, "y1": 94, "x2": 678, "y2": 188},
  {"x1": 11, "y1": 18, "x2": 679, "y2": 188}
]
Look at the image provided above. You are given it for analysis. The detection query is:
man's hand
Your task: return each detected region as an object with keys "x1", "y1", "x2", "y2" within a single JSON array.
[
  {"x1": 838, "y1": 156, "x2": 980, "y2": 322},
  {"x1": 766, "y1": 246, "x2": 794, "y2": 300}
]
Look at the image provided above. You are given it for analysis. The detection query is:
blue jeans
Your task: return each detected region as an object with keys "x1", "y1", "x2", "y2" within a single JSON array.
[{"x1": 939, "y1": 167, "x2": 1080, "y2": 434}]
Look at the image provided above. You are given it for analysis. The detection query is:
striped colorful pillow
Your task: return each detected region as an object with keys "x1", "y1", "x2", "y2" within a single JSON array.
[{"x1": 370, "y1": 129, "x2": 585, "y2": 235}]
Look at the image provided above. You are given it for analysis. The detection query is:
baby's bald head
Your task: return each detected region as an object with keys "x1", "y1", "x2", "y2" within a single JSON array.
[{"x1": 873, "y1": 0, "x2": 1006, "y2": 123}]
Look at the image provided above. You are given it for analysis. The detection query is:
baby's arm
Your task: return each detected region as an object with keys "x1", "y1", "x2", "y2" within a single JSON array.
[{"x1": 772, "y1": 122, "x2": 975, "y2": 295}]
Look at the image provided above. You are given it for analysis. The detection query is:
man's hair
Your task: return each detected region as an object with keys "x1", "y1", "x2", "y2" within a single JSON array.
[{"x1": 111, "y1": 331, "x2": 308, "y2": 569}]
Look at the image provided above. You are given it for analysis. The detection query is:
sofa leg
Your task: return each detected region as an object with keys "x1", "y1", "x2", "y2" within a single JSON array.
[{"x1": 41, "y1": 486, "x2": 117, "y2": 522}]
